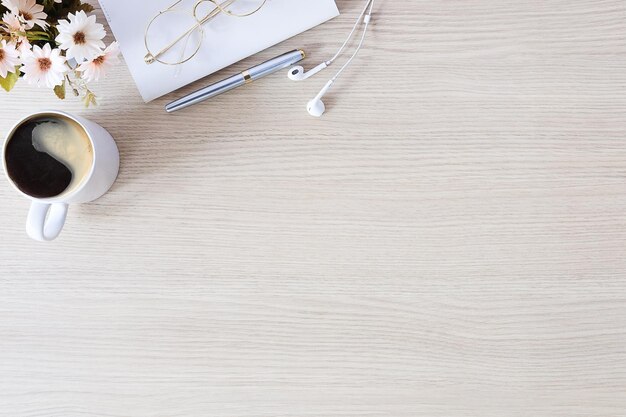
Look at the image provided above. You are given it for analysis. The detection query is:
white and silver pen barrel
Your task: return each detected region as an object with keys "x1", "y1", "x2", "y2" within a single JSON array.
[{"x1": 166, "y1": 49, "x2": 305, "y2": 113}]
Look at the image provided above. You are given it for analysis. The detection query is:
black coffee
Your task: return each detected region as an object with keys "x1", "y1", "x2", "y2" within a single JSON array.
[{"x1": 4, "y1": 115, "x2": 93, "y2": 198}]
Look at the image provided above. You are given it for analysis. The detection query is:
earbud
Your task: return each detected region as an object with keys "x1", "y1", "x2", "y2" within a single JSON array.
[
  {"x1": 295, "y1": 0, "x2": 375, "y2": 116},
  {"x1": 287, "y1": 62, "x2": 328, "y2": 81},
  {"x1": 306, "y1": 99, "x2": 325, "y2": 118},
  {"x1": 307, "y1": 80, "x2": 333, "y2": 117}
]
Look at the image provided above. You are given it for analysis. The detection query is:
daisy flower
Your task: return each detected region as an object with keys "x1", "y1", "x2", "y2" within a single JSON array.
[
  {"x1": 2, "y1": 11, "x2": 25, "y2": 32},
  {"x1": 55, "y1": 10, "x2": 106, "y2": 62},
  {"x1": 1, "y1": 0, "x2": 48, "y2": 29},
  {"x1": 77, "y1": 41, "x2": 120, "y2": 83},
  {"x1": 0, "y1": 40, "x2": 20, "y2": 78},
  {"x1": 1, "y1": 12, "x2": 30, "y2": 54},
  {"x1": 21, "y1": 43, "x2": 67, "y2": 88},
  {"x1": 16, "y1": 37, "x2": 31, "y2": 55}
]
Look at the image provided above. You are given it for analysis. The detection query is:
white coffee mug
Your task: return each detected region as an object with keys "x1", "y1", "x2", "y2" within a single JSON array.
[{"x1": 2, "y1": 110, "x2": 119, "y2": 241}]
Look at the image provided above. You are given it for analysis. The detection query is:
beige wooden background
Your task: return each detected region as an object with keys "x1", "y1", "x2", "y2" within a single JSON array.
[{"x1": 1, "y1": 0, "x2": 626, "y2": 416}]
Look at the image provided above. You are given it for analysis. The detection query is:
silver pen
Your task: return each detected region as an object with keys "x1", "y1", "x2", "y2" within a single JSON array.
[{"x1": 165, "y1": 49, "x2": 306, "y2": 113}]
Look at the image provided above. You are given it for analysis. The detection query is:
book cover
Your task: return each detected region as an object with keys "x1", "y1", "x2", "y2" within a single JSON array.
[{"x1": 98, "y1": 0, "x2": 339, "y2": 102}]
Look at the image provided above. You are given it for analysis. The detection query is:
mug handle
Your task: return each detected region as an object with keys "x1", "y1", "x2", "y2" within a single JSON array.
[{"x1": 26, "y1": 202, "x2": 68, "y2": 242}]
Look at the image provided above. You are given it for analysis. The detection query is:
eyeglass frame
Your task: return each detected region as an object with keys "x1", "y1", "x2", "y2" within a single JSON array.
[{"x1": 144, "y1": 0, "x2": 267, "y2": 66}]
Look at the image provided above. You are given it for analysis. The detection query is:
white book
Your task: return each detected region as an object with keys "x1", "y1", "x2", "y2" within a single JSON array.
[{"x1": 98, "y1": 0, "x2": 339, "y2": 102}]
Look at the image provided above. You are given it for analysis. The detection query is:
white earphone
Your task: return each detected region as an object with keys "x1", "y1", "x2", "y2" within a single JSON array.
[
  {"x1": 288, "y1": 0, "x2": 375, "y2": 117},
  {"x1": 288, "y1": 62, "x2": 329, "y2": 82},
  {"x1": 306, "y1": 80, "x2": 333, "y2": 117}
]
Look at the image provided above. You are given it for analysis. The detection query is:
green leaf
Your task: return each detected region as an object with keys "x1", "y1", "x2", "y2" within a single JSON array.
[
  {"x1": 78, "y1": 3, "x2": 94, "y2": 13},
  {"x1": 65, "y1": 0, "x2": 92, "y2": 15},
  {"x1": 49, "y1": 1, "x2": 96, "y2": 26},
  {"x1": 26, "y1": 30, "x2": 51, "y2": 36},
  {"x1": 54, "y1": 81, "x2": 66, "y2": 100},
  {"x1": 0, "y1": 68, "x2": 20, "y2": 92},
  {"x1": 42, "y1": 0, "x2": 56, "y2": 11},
  {"x1": 25, "y1": 35, "x2": 54, "y2": 41},
  {"x1": 83, "y1": 90, "x2": 97, "y2": 107}
]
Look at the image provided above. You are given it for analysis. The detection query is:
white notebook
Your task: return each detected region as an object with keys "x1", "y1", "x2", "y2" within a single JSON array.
[{"x1": 98, "y1": 0, "x2": 339, "y2": 102}]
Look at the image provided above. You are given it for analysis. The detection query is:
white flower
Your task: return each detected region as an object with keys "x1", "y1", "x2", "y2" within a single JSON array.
[
  {"x1": 1, "y1": 0, "x2": 48, "y2": 29},
  {"x1": 77, "y1": 41, "x2": 119, "y2": 83},
  {"x1": 2, "y1": 11, "x2": 25, "y2": 32},
  {"x1": 0, "y1": 40, "x2": 20, "y2": 78},
  {"x1": 55, "y1": 10, "x2": 105, "y2": 62},
  {"x1": 1, "y1": 12, "x2": 31, "y2": 55},
  {"x1": 16, "y1": 37, "x2": 31, "y2": 56},
  {"x1": 21, "y1": 43, "x2": 67, "y2": 88}
]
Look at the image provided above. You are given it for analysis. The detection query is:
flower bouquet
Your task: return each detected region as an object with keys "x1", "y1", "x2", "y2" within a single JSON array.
[{"x1": 0, "y1": 0, "x2": 119, "y2": 106}]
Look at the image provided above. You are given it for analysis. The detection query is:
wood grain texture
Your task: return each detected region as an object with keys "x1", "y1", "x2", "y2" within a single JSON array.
[{"x1": 1, "y1": 0, "x2": 626, "y2": 415}]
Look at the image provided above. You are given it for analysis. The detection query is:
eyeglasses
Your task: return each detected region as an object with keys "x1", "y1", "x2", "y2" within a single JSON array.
[{"x1": 144, "y1": 0, "x2": 267, "y2": 66}]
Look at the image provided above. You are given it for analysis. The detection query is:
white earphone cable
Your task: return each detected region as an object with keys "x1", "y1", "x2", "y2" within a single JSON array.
[
  {"x1": 330, "y1": 0, "x2": 375, "y2": 82},
  {"x1": 327, "y1": 0, "x2": 374, "y2": 66},
  {"x1": 302, "y1": 0, "x2": 376, "y2": 116}
]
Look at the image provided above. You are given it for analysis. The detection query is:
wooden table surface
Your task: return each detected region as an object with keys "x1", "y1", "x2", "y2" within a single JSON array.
[{"x1": 1, "y1": 1, "x2": 626, "y2": 416}]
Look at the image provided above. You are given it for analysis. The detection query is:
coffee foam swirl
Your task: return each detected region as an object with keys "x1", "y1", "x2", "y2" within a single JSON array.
[{"x1": 31, "y1": 119, "x2": 93, "y2": 194}]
